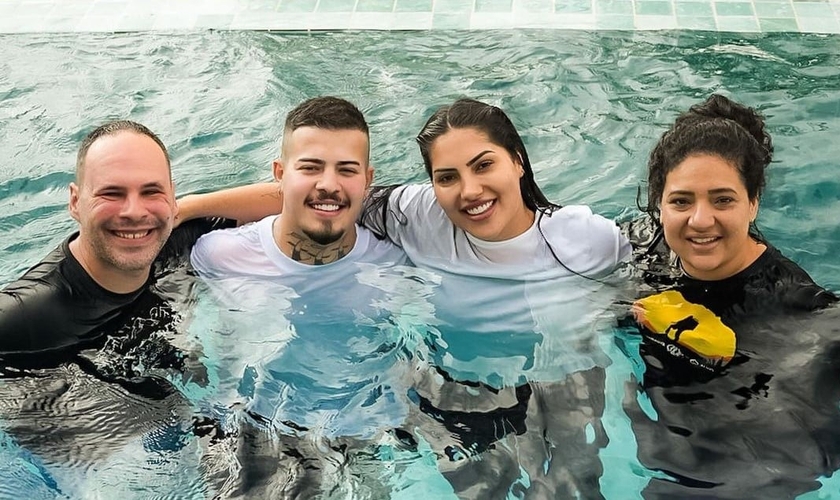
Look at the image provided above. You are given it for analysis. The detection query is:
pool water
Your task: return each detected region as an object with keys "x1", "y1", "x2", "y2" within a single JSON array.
[{"x1": 1, "y1": 29, "x2": 840, "y2": 499}]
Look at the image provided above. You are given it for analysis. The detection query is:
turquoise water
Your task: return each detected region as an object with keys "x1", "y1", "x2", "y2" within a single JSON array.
[
  {"x1": 1, "y1": 30, "x2": 840, "y2": 499},
  {"x1": 2, "y1": 30, "x2": 839, "y2": 289}
]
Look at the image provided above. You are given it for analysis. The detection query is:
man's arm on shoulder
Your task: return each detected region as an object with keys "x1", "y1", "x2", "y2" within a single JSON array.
[
  {"x1": 157, "y1": 217, "x2": 238, "y2": 268},
  {"x1": 176, "y1": 182, "x2": 282, "y2": 228}
]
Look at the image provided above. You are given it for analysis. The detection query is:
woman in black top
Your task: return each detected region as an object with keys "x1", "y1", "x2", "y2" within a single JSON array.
[{"x1": 623, "y1": 94, "x2": 839, "y2": 498}]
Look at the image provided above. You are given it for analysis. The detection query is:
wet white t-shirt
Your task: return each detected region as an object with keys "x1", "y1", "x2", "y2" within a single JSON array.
[
  {"x1": 189, "y1": 215, "x2": 413, "y2": 438},
  {"x1": 365, "y1": 184, "x2": 632, "y2": 387}
]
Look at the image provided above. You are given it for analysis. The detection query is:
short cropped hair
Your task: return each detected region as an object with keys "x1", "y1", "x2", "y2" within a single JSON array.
[
  {"x1": 280, "y1": 96, "x2": 369, "y2": 159},
  {"x1": 76, "y1": 120, "x2": 171, "y2": 183}
]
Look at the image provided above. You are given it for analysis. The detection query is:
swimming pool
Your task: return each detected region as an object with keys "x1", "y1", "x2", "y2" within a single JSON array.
[{"x1": 1, "y1": 29, "x2": 840, "y2": 499}]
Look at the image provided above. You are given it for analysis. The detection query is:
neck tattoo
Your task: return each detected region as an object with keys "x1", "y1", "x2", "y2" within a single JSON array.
[{"x1": 287, "y1": 231, "x2": 350, "y2": 265}]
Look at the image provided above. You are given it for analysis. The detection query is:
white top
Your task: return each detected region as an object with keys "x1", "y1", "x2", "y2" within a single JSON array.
[
  {"x1": 367, "y1": 184, "x2": 632, "y2": 387},
  {"x1": 379, "y1": 184, "x2": 630, "y2": 280},
  {"x1": 189, "y1": 216, "x2": 412, "y2": 438},
  {"x1": 190, "y1": 215, "x2": 407, "y2": 281}
]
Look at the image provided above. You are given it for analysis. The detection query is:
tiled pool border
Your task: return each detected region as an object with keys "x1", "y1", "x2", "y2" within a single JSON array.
[{"x1": 0, "y1": 0, "x2": 839, "y2": 34}]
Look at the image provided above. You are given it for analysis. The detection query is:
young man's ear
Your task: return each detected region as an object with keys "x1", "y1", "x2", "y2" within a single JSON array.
[
  {"x1": 366, "y1": 165, "x2": 374, "y2": 189},
  {"x1": 68, "y1": 182, "x2": 80, "y2": 222},
  {"x1": 272, "y1": 159, "x2": 284, "y2": 184}
]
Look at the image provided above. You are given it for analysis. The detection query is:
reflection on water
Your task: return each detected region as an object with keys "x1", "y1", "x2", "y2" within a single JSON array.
[
  {"x1": 0, "y1": 363, "x2": 206, "y2": 499},
  {"x1": 426, "y1": 271, "x2": 621, "y2": 388},
  {"x1": 1, "y1": 29, "x2": 840, "y2": 498}
]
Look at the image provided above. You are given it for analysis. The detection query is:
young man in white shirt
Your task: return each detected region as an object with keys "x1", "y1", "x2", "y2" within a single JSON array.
[
  {"x1": 191, "y1": 96, "x2": 406, "y2": 275},
  {"x1": 189, "y1": 97, "x2": 411, "y2": 497}
]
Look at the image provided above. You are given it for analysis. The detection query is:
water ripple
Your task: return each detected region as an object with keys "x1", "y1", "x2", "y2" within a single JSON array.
[{"x1": 1, "y1": 29, "x2": 840, "y2": 498}]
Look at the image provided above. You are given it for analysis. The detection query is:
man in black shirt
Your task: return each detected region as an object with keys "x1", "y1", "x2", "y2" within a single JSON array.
[{"x1": 0, "y1": 120, "x2": 232, "y2": 366}]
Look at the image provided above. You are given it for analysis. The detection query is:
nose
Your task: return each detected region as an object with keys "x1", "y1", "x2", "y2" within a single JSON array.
[
  {"x1": 119, "y1": 192, "x2": 149, "y2": 220},
  {"x1": 460, "y1": 173, "x2": 482, "y2": 201},
  {"x1": 316, "y1": 168, "x2": 340, "y2": 194},
  {"x1": 688, "y1": 201, "x2": 715, "y2": 229}
]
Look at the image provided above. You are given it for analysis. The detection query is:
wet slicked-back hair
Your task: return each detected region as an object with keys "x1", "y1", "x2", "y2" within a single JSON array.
[
  {"x1": 413, "y1": 99, "x2": 608, "y2": 279},
  {"x1": 416, "y1": 98, "x2": 559, "y2": 214},
  {"x1": 76, "y1": 120, "x2": 170, "y2": 182},
  {"x1": 646, "y1": 94, "x2": 773, "y2": 216},
  {"x1": 281, "y1": 96, "x2": 369, "y2": 158}
]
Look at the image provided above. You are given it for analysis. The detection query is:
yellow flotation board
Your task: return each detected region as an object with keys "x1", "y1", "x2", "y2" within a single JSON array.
[{"x1": 633, "y1": 290, "x2": 736, "y2": 363}]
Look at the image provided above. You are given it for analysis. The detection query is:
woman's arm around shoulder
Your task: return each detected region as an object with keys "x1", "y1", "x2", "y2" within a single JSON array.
[{"x1": 359, "y1": 183, "x2": 439, "y2": 247}]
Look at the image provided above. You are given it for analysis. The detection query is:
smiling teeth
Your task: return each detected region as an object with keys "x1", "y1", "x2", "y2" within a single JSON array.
[
  {"x1": 691, "y1": 237, "x2": 717, "y2": 244},
  {"x1": 115, "y1": 230, "x2": 150, "y2": 239},
  {"x1": 313, "y1": 204, "x2": 340, "y2": 212},
  {"x1": 466, "y1": 201, "x2": 493, "y2": 215}
]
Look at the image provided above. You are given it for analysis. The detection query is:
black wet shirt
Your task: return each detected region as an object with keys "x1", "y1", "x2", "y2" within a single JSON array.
[
  {"x1": 634, "y1": 245, "x2": 838, "y2": 386},
  {"x1": 677, "y1": 245, "x2": 837, "y2": 317},
  {"x1": 621, "y1": 217, "x2": 840, "y2": 497},
  {"x1": 0, "y1": 218, "x2": 233, "y2": 365}
]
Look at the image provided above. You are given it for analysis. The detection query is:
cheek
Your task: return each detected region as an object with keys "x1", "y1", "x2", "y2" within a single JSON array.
[
  {"x1": 341, "y1": 180, "x2": 370, "y2": 203},
  {"x1": 146, "y1": 199, "x2": 176, "y2": 218},
  {"x1": 86, "y1": 200, "x2": 117, "y2": 219},
  {"x1": 281, "y1": 178, "x2": 308, "y2": 197},
  {"x1": 737, "y1": 212, "x2": 754, "y2": 232},
  {"x1": 432, "y1": 185, "x2": 458, "y2": 213},
  {"x1": 658, "y1": 208, "x2": 684, "y2": 233},
  {"x1": 350, "y1": 179, "x2": 370, "y2": 196},
  {"x1": 659, "y1": 214, "x2": 683, "y2": 249}
]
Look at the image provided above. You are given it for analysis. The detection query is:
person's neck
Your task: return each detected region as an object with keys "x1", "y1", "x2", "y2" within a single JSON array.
[
  {"x1": 68, "y1": 237, "x2": 150, "y2": 294},
  {"x1": 273, "y1": 218, "x2": 356, "y2": 266}
]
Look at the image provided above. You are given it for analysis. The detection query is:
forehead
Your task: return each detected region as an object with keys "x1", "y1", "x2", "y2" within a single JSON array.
[
  {"x1": 664, "y1": 154, "x2": 745, "y2": 192},
  {"x1": 81, "y1": 131, "x2": 171, "y2": 190},
  {"x1": 284, "y1": 127, "x2": 369, "y2": 163},
  {"x1": 430, "y1": 128, "x2": 498, "y2": 161},
  {"x1": 433, "y1": 128, "x2": 493, "y2": 149}
]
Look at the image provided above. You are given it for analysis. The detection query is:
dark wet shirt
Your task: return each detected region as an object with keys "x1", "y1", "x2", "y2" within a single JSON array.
[
  {"x1": 0, "y1": 217, "x2": 233, "y2": 366},
  {"x1": 621, "y1": 215, "x2": 840, "y2": 498},
  {"x1": 678, "y1": 244, "x2": 837, "y2": 317}
]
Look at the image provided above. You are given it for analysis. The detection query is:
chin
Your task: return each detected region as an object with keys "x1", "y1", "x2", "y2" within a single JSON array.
[
  {"x1": 109, "y1": 250, "x2": 160, "y2": 273},
  {"x1": 468, "y1": 226, "x2": 503, "y2": 242},
  {"x1": 684, "y1": 263, "x2": 725, "y2": 280},
  {"x1": 305, "y1": 230, "x2": 345, "y2": 246}
]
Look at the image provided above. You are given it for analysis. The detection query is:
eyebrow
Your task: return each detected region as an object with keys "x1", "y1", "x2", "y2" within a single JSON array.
[
  {"x1": 432, "y1": 150, "x2": 494, "y2": 175},
  {"x1": 296, "y1": 158, "x2": 361, "y2": 166},
  {"x1": 96, "y1": 181, "x2": 166, "y2": 192},
  {"x1": 667, "y1": 188, "x2": 739, "y2": 196},
  {"x1": 296, "y1": 158, "x2": 326, "y2": 166},
  {"x1": 466, "y1": 150, "x2": 493, "y2": 167}
]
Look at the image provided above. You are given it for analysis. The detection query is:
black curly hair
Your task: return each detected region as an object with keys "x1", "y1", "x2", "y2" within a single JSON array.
[{"x1": 645, "y1": 94, "x2": 774, "y2": 219}]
